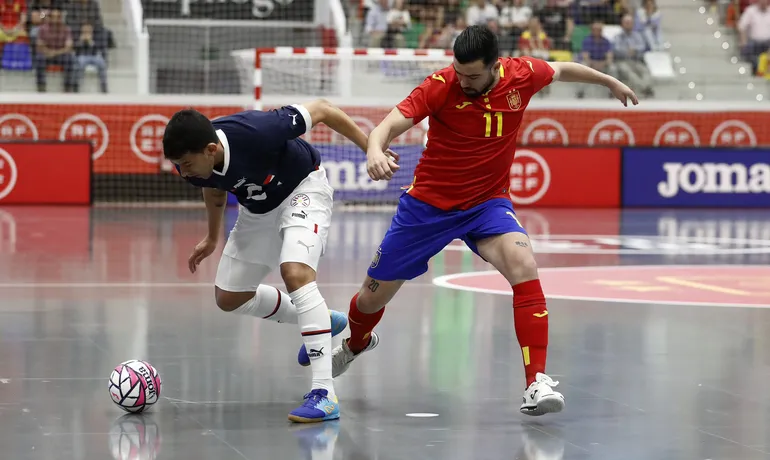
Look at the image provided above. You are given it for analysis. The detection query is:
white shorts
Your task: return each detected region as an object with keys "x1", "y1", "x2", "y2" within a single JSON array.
[{"x1": 214, "y1": 167, "x2": 334, "y2": 292}]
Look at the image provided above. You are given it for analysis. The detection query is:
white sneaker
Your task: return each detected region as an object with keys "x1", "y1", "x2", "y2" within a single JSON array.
[
  {"x1": 331, "y1": 332, "x2": 379, "y2": 378},
  {"x1": 520, "y1": 373, "x2": 565, "y2": 416}
]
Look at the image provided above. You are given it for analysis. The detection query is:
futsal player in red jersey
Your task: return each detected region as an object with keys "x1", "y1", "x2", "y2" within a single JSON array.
[{"x1": 330, "y1": 25, "x2": 639, "y2": 416}]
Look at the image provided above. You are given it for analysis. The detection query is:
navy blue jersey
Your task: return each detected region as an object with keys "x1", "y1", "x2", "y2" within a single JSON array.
[{"x1": 177, "y1": 104, "x2": 320, "y2": 214}]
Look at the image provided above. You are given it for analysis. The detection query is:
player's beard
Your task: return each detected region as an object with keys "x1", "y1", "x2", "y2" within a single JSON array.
[{"x1": 462, "y1": 74, "x2": 497, "y2": 98}]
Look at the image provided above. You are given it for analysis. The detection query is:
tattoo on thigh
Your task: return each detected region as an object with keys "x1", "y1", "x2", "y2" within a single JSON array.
[
  {"x1": 515, "y1": 241, "x2": 529, "y2": 248},
  {"x1": 367, "y1": 279, "x2": 380, "y2": 292}
]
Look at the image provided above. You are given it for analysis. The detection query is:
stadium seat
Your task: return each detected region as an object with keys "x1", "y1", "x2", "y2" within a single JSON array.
[
  {"x1": 571, "y1": 25, "x2": 590, "y2": 53},
  {"x1": 643, "y1": 51, "x2": 676, "y2": 79},
  {"x1": 1, "y1": 42, "x2": 32, "y2": 71},
  {"x1": 601, "y1": 25, "x2": 623, "y2": 43}
]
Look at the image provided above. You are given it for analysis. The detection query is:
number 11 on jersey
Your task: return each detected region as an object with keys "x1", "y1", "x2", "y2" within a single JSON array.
[{"x1": 483, "y1": 112, "x2": 503, "y2": 137}]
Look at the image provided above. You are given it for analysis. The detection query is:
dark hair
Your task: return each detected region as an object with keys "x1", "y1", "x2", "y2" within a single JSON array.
[
  {"x1": 162, "y1": 109, "x2": 218, "y2": 160},
  {"x1": 453, "y1": 25, "x2": 499, "y2": 67}
]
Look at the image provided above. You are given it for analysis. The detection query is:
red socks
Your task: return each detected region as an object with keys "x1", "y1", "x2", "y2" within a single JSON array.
[
  {"x1": 346, "y1": 293, "x2": 385, "y2": 353},
  {"x1": 512, "y1": 279, "x2": 549, "y2": 387}
]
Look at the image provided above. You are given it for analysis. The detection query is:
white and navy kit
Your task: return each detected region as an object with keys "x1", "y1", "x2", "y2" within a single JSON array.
[{"x1": 178, "y1": 104, "x2": 335, "y2": 291}]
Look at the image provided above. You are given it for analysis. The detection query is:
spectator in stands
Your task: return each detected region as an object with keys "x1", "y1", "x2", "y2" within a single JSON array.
[
  {"x1": 418, "y1": 5, "x2": 447, "y2": 48},
  {"x1": 27, "y1": 0, "x2": 51, "y2": 45},
  {"x1": 577, "y1": 19, "x2": 615, "y2": 97},
  {"x1": 537, "y1": 0, "x2": 573, "y2": 50},
  {"x1": 439, "y1": 0, "x2": 464, "y2": 29},
  {"x1": 571, "y1": 0, "x2": 618, "y2": 26},
  {"x1": 486, "y1": 17, "x2": 517, "y2": 55},
  {"x1": 518, "y1": 17, "x2": 551, "y2": 59},
  {"x1": 384, "y1": 0, "x2": 410, "y2": 48},
  {"x1": 738, "y1": 0, "x2": 770, "y2": 74},
  {"x1": 500, "y1": 0, "x2": 533, "y2": 39},
  {"x1": 613, "y1": 14, "x2": 653, "y2": 96},
  {"x1": 66, "y1": 0, "x2": 101, "y2": 34},
  {"x1": 34, "y1": 6, "x2": 76, "y2": 92},
  {"x1": 364, "y1": 0, "x2": 389, "y2": 47},
  {"x1": 75, "y1": 22, "x2": 107, "y2": 93},
  {"x1": 635, "y1": 0, "x2": 662, "y2": 51},
  {"x1": 0, "y1": 0, "x2": 27, "y2": 43},
  {"x1": 466, "y1": 0, "x2": 499, "y2": 26}
]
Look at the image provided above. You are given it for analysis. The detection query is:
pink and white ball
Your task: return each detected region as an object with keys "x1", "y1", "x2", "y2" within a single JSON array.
[{"x1": 109, "y1": 360, "x2": 162, "y2": 413}]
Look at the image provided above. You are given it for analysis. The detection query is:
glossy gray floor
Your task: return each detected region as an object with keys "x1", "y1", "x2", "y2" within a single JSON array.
[{"x1": 1, "y1": 206, "x2": 770, "y2": 460}]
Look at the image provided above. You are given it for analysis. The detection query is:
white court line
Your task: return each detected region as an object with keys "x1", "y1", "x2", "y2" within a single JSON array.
[{"x1": 432, "y1": 265, "x2": 770, "y2": 309}]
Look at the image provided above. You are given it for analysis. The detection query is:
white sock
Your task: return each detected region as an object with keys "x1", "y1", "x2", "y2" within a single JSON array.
[
  {"x1": 231, "y1": 285, "x2": 298, "y2": 324},
  {"x1": 290, "y1": 281, "x2": 334, "y2": 397}
]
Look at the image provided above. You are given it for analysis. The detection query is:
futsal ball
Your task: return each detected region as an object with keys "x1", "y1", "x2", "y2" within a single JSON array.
[{"x1": 109, "y1": 360, "x2": 162, "y2": 413}]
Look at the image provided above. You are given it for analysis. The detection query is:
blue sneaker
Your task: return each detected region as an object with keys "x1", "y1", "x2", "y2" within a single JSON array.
[
  {"x1": 288, "y1": 389, "x2": 340, "y2": 423},
  {"x1": 297, "y1": 310, "x2": 348, "y2": 367}
]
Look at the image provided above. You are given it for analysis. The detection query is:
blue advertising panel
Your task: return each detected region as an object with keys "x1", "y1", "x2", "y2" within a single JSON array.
[
  {"x1": 228, "y1": 144, "x2": 423, "y2": 206},
  {"x1": 622, "y1": 148, "x2": 770, "y2": 207}
]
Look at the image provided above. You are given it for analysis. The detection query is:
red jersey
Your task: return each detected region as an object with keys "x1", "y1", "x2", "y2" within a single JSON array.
[{"x1": 396, "y1": 57, "x2": 554, "y2": 210}]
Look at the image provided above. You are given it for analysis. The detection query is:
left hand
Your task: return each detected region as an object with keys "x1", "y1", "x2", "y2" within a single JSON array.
[{"x1": 609, "y1": 79, "x2": 639, "y2": 107}]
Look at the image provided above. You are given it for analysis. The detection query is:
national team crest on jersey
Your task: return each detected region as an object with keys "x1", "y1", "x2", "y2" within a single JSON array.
[
  {"x1": 291, "y1": 193, "x2": 310, "y2": 207},
  {"x1": 507, "y1": 90, "x2": 522, "y2": 110}
]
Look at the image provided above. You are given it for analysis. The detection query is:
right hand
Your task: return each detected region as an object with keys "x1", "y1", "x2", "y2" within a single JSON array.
[
  {"x1": 367, "y1": 148, "x2": 400, "y2": 181},
  {"x1": 188, "y1": 236, "x2": 217, "y2": 274}
]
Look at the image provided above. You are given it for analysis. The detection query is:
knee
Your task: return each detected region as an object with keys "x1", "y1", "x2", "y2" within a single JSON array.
[
  {"x1": 507, "y1": 252, "x2": 539, "y2": 284},
  {"x1": 214, "y1": 286, "x2": 249, "y2": 312},
  {"x1": 280, "y1": 262, "x2": 316, "y2": 293}
]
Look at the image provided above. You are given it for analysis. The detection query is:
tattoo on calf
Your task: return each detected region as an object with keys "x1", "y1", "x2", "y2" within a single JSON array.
[
  {"x1": 515, "y1": 241, "x2": 529, "y2": 248},
  {"x1": 368, "y1": 279, "x2": 380, "y2": 292}
]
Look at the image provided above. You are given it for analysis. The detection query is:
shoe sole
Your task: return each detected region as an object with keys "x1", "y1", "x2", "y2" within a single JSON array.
[
  {"x1": 288, "y1": 412, "x2": 341, "y2": 423},
  {"x1": 520, "y1": 394, "x2": 565, "y2": 416},
  {"x1": 298, "y1": 311, "x2": 348, "y2": 367}
]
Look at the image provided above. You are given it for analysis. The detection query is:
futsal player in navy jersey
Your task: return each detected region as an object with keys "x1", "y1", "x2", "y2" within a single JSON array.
[{"x1": 162, "y1": 100, "x2": 391, "y2": 423}]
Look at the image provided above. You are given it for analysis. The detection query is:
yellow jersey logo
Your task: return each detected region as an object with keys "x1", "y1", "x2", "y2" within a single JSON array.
[
  {"x1": 533, "y1": 311, "x2": 548, "y2": 318},
  {"x1": 455, "y1": 102, "x2": 472, "y2": 109},
  {"x1": 431, "y1": 74, "x2": 446, "y2": 83}
]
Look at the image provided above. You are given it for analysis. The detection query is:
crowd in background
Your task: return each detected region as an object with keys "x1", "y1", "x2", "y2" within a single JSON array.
[
  {"x1": 360, "y1": 0, "x2": 770, "y2": 95},
  {"x1": 0, "y1": 0, "x2": 110, "y2": 92}
]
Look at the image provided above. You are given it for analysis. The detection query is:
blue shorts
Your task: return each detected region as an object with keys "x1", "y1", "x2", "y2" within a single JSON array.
[{"x1": 367, "y1": 194, "x2": 528, "y2": 281}]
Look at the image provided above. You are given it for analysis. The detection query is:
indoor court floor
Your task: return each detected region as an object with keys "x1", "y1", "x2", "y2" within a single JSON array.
[{"x1": 1, "y1": 205, "x2": 770, "y2": 460}]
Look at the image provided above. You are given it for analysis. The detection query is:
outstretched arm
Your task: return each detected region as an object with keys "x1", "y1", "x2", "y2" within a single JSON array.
[
  {"x1": 302, "y1": 99, "x2": 369, "y2": 153},
  {"x1": 547, "y1": 61, "x2": 639, "y2": 106}
]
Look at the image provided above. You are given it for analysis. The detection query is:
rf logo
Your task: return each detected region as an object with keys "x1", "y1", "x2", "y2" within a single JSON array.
[
  {"x1": 130, "y1": 114, "x2": 169, "y2": 164},
  {"x1": 520, "y1": 118, "x2": 569, "y2": 145},
  {"x1": 0, "y1": 114, "x2": 38, "y2": 140},
  {"x1": 509, "y1": 149, "x2": 551, "y2": 205},
  {"x1": 0, "y1": 148, "x2": 19, "y2": 202},
  {"x1": 587, "y1": 119, "x2": 635, "y2": 145},
  {"x1": 710, "y1": 120, "x2": 757, "y2": 147},
  {"x1": 653, "y1": 121, "x2": 700, "y2": 146},
  {"x1": 59, "y1": 113, "x2": 110, "y2": 160}
]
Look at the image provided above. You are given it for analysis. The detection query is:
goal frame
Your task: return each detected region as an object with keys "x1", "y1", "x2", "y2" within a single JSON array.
[{"x1": 252, "y1": 46, "x2": 456, "y2": 109}]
